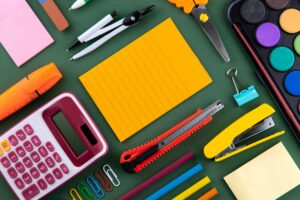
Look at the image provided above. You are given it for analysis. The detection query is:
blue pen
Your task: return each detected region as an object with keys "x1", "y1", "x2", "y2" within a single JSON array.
[{"x1": 145, "y1": 164, "x2": 203, "y2": 200}]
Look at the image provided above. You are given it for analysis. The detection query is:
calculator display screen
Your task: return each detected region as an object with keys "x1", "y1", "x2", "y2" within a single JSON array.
[{"x1": 52, "y1": 112, "x2": 87, "y2": 156}]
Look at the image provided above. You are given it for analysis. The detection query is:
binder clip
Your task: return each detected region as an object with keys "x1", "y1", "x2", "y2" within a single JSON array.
[
  {"x1": 227, "y1": 68, "x2": 259, "y2": 106},
  {"x1": 87, "y1": 176, "x2": 105, "y2": 199}
]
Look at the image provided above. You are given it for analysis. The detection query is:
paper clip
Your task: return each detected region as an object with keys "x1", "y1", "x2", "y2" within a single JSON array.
[
  {"x1": 87, "y1": 175, "x2": 105, "y2": 198},
  {"x1": 77, "y1": 183, "x2": 96, "y2": 200},
  {"x1": 94, "y1": 169, "x2": 113, "y2": 192},
  {"x1": 70, "y1": 188, "x2": 83, "y2": 200},
  {"x1": 103, "y1": 164, "x2": 120, "y2": 187}
]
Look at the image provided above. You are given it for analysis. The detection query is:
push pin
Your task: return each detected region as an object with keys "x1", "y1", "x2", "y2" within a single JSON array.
[{"x1": 227, "y1": 68, "x2": 259, "y2": 106}]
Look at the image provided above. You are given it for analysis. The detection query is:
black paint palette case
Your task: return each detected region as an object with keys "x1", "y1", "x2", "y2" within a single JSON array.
[{"x1": 228, "y1": 0, "x2": 300, "y2": 142}]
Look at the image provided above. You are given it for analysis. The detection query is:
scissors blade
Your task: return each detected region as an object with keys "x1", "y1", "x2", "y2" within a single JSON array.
[{"x1": 192, "y1": 5, "x2": 230, "y2": 62}]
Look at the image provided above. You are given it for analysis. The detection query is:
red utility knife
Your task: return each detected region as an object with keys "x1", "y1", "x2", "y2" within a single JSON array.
[{"x1": 120, "y1": 100, "x2": 224, "y2": 173}]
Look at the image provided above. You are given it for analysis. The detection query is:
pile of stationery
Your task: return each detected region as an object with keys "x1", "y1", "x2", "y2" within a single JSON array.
[{"x1": 0, "y1": 0, "x2": 300, "y2": 200}]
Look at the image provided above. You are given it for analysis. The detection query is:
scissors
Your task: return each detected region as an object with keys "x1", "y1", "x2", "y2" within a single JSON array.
[{"x1": 169, "y1": 0, "x2": 230, "y2": 62}]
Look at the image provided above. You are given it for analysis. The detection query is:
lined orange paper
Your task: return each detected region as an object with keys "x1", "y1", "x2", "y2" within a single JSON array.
[{"x1": 79, "y1": 18, "x2": 212, "y2": 142}]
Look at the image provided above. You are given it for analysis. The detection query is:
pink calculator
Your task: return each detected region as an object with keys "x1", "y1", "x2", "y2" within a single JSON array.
[{"x1": 0, "y1": 93, "x2": 108, "y2": 200}]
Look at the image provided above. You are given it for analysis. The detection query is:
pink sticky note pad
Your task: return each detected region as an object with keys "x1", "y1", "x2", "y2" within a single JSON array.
[{"x1": 0, "y1": 0, "x2": 53, "y2": 67}]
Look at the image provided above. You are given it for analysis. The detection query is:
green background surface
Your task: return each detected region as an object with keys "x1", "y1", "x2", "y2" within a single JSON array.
[{"x1": 1, "y1": 0, "x2": 300, "y2": 199}]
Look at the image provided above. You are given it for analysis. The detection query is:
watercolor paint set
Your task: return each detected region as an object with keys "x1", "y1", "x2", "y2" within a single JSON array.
[{"x1": 228, "y1": 0, "x2": 300, "y2": 141}]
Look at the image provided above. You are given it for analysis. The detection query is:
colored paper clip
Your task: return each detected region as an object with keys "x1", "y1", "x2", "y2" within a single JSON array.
[
  {"x1": 70, "y1": 188, "x2": 83, "y2": 200},
  {"x1": 227, "y1": 68, "x2": 259, "y2": 106},
  {"x1": 94, "y1": 169, "x2": 113, "y2": 192},
  {"x1": 87, "y1": 175, "x2": 105, "y2": 198},
  {"x1": 77, "y1": 183, "x2": 96, "y2": 200},
  {"x1": 103, "y1": 164, "x2": 120, "y2": 187},
  {"x1": 204, "y1": 104, "x2": 285, "y2": 162}
]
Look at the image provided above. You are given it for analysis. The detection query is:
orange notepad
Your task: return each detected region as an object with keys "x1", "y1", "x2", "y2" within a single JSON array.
[{"x1": 79, "y1": 18, "x2": 212, "y2": 142}]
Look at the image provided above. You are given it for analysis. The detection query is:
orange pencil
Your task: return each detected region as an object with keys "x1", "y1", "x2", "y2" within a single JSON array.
[
  {"x1": 0, "y1": 63, "x2": 62, "y2": 121},
  {"x1": 197, "y1": 188, "x2": 218, "y2": 200}
]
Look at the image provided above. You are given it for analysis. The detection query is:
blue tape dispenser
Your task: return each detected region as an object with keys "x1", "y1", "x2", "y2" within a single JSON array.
[
  {"x1": 87, "y1": 176, "x2": 105, "y2": 198},
  {"x1": 227, "y1": 68, "x2": 259, "y2": 106}
]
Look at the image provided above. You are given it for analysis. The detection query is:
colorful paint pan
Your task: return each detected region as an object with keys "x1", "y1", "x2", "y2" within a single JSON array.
[
  {"x1": 270, "y1": 46, "x2": 295, "y2": 71},
  {"x1": 285, "y1": 71, "x2": 300, "y2": 96},
  {"x1": 266, "y1": 0, "x2": 290, "y2": 10},
  {"x1": 294, "y1": 34, "x2": 300, "y2": 55},
  {"x1": 279, "y1": 8, "x2": 300, "y2": 34},
  {"x1": 240, "y1": 0, "x2": 266, "y2": 24},
  {"x1": 256, "y1": 22, "x2": 281, "y2": 47}
]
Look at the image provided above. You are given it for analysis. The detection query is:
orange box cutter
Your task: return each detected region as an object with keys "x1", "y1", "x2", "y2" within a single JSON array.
[{"x1": 120, "y1": 100, "x2": 224, "y2": 173}]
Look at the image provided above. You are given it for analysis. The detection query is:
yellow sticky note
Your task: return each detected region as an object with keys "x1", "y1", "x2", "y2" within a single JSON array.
[
  {"x1": 224, "y1": 142, "x2": 300, "y2": 200},
  {"x1": 80, "y1": 18, "x2": 212, "y2": 142}
]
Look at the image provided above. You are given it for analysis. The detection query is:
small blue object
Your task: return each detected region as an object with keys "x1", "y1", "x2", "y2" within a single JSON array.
[
  {"x1": 87, "y1": 176, "x2": 105, "y2": 199},
  {"x1": 233, "y1": 85, "x2": 259, "y2": 106},
  {"x1": 38, "y1": 0, "x2": 47, "y2": 4},
  {"x1": 284, "y1": 71, "x2": 300, "y2": 96},
  {"x1": 145, "y1": 164, "x2": 203, "y2": 200}
]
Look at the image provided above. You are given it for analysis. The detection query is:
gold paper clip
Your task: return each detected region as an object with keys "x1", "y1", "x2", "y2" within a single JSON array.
[
  {"x1": 103, "y1": 164, "x2": 120, "y2": 187},
  {"x1": 70, "y1": 188, "x2": 83, "y2": 200},
  {"x1": 94, "y1": 169, "x2": 113, "y2": 192},
  {"x1": 77, "y1": 183, "x2": 96, "y2": 200}
]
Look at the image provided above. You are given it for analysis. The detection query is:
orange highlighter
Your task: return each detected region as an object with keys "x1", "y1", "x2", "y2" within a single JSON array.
[{"x1": 0, "y1": 63, "x2": 62, "y2": 121}]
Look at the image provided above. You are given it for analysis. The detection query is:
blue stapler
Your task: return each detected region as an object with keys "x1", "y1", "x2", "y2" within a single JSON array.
[{"x1": 227, "y1": 68, "x2": 259, "y2": 106}]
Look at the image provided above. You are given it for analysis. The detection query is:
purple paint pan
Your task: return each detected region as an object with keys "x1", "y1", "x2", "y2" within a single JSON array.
[{"x1": 256, "y1": 22, "x2": 281, "y2": 47}]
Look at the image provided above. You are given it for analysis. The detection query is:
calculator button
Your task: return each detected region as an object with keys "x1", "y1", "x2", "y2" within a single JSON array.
[
  {"x1": 23, "y1": 141, "x2": 33, "y2": 152},
  {"x1": 45, "y1": 142, "x2": 55, "y2": 152},
  {"x1": 30, "y1": 151, "x2": 41, "y2": 163},
  {"x1": 24, "y1": 125, "x2": 34, "y2": 135},
  {"x1": 15, "y1": 178, "x2": 25, "y2": 190},
  {"x1": 45, "y1": 174, "x2": 55, "y2": 185},
  {"x1": 16, "y1": 162, "x2": 25, "y2": 173},
  {"x1": 45, "y1": 157, "x2": 55, "y2": 168},
  {"x1": 23, "y1": 157, "x2": 33, "y2": 168},
  {"x1": 8, "y1": 135, "x2": 18, "y2": 146},
  {"x1": 53, "y1": 152, "x2": 62, "y2": 163},
  {"x1": 1, "y1": 157, "x2": 10, "y2": 168},
  {"x1": 38, "y1": 146, "x2": 48, "y2": 157},
  {"x1": 16, "y1": 130, "x2": 26, "y2": 141},
  {"x1": 60, "y1": 164, "x2": 69, "y2": 174},
  {"x1": 37, "y1": 162, "x2": 48, "y2": 174},
  {"x1": 1, "y1": 140, "x2": 11, "y2": 152},
  {"x1": 22, "y1": 184, "x2": 40, "y2": 200},
  {"x1": 8, "y1": 167, "x2": 17, "y2": 178},
  {"x1": 53, "y1": 168, "x2": 63, "y2": 180},
  {"x1": 31, "y1": 136, "x2": 41, "y2": 147},
  {"x1": 16, "y1": 146, "x2": 26, "y2": 157},
  {"x1": 22, "y1": 173, "x2": 32, "y2": 184},
  {"x1": 37, "y1": 179, "x2": 47, "y2": 190},
  {"x1": 8, "y1": 151, "x2": 18, "y2": 163},
  {"x1": 30, "y1": 167, "x2": 40, "y2": 179}
]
